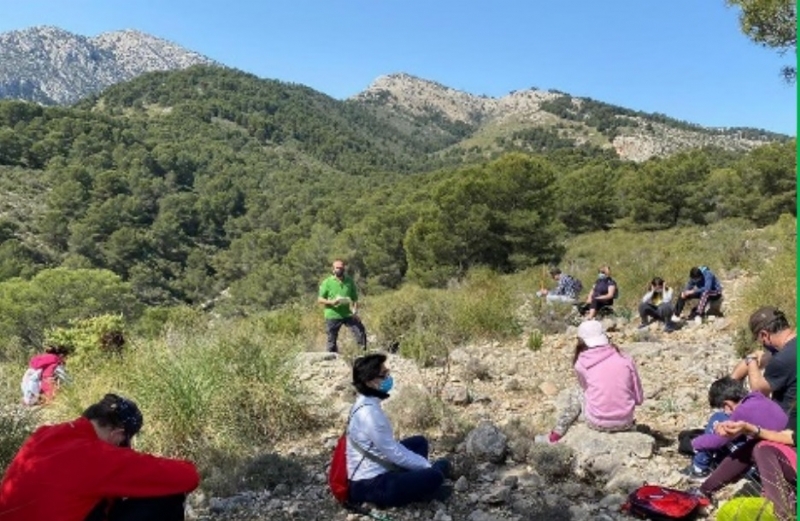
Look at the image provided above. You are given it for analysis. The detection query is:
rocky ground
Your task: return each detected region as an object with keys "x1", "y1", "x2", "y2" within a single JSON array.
[{"x1": 192, "y1": 275, "x2": 761, "y2": 521}]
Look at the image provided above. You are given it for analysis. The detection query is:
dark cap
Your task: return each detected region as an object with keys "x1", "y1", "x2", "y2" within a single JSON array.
[
  {"x1": 748, "y1": 306, "x2": 784, "y2": 339},
  {"x1": 110, "y1": 395, "x2": 143, "y2": 440}
]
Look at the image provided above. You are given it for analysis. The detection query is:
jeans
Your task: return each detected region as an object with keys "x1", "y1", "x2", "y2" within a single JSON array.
[
  {"x1": 348, "y1": 436, "x2": 449, "y2": 508},
  {"x1": 84, "y1": 494, "x2": 186, "y2": 521},
  {"x1": 638, "y1": 302, "x2": 673, "y2": 324},
  {"x1": 674, "y1": 291, "x2": 721, "y2": 317},
  {"x1": 326, "y1": 316, "x2": 367, "y2": 352},
  {"x1": 692, "y1": 411, "x2": 729, "y2": 470}
]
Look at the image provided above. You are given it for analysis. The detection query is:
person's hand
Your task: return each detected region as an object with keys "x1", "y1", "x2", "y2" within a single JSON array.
[
  {"x1": 331, "y1": 297, "x2": 342, "y2": 306},
  {"x1": 715, "y1": 420, "x2": 752, "y2": 437},
  {"x1": 752, "y1": 350, "x2": 766, "y2": 365}
]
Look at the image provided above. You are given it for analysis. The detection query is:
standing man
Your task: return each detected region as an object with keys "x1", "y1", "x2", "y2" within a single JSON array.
[{"x1": 318, "y1": 259, "x2": 367, "y2": 353}]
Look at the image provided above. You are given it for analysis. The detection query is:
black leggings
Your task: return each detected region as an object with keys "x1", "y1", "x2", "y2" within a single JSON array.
[{"x1": 84, "y1": 494, "x2": 186, "y2": 521}]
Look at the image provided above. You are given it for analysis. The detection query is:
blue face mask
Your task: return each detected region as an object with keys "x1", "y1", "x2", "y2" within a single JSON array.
[{"x1": 378, "y1": 375, "x2": 394, "y2": 393}]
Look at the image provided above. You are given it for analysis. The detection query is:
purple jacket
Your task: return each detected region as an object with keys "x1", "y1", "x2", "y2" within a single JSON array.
[
  {"x1": 692, "y1": 392, "x2": 788, "y2": 452},
  {"x1": 575, "y1": 345, "x2": 644, "y2": 429}
]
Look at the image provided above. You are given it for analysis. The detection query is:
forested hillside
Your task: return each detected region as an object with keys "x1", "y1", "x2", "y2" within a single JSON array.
[{"x1": 0, "y1": 66, "x2": 795, "y2": 326}]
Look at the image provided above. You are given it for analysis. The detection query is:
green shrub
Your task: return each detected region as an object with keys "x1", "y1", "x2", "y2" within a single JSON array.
[
  {"x1": 0, "y1": 410, "x2": 36, "y2": 474},
  {"x1": 527, "y1": 330, "x2": 544, "y2": 351},
  {"x1": 44, "y1": 314, "x2": 125, "y2": 366},
  {"x1": 42, "y1": 317, "x2": 314, "y2": 470},
  {"x1": 452, "y1": 268, "x2": 522, "y2": 340},
  {"x1": 132, "y1": 306, "x2": 207, "y2": 339}
]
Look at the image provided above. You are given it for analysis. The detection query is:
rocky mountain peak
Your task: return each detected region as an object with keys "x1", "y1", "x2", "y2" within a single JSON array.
[{"x1": 0, "y1": 25, "x2": 216, "y2": 105}]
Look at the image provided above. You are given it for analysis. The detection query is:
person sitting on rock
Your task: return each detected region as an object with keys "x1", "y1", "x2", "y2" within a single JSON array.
[
  {"x1": 346, "y1": 353, "x2": 452, "y2": 508},
  {"x1": 672, "y1": 266, "x2": 722, "y2": 324},
  {"x1": 578, "y1": 266, "x2": 618, "y2": 320},
  {"x1": 536, "y1": 267, "x2": 583, "y2": 305},
  {"x1": 638, "y1": 277, "x2": 676, "y2": 332},
  {"x1": 681, "y1": 376, "x2": 787, "y2": 480},
  {"x1": 535, "y1": 320, "x2": 644, "y2": 443},
  {"x1": 731, "y1": 306, "x2": 796, "y2": 420},
  {"x1": 714, "y1": 417, "x2": 796, "y2": 521},
  {"x1": 0, "y1": 393, "x2": 200, "y2": 521}
]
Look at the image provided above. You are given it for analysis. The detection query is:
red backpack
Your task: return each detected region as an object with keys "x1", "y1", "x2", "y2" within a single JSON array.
[
  {"x1": 328, "y1": 404, "x2": 370, "y2": 504},
  {"x1": 329, "y1": 434, "x2": 350, "y2": 503},
  {"x1": 622, "y1": 484, "x2": 709, "y2": 520}
]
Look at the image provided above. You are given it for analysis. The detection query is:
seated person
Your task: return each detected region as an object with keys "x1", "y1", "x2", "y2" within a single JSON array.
[
  {"x1": 578, "y1": 266, "x2": 618, "y2": 319},
  {"x1": 731, "y1": 306, "x2": 796, "y2": 420},
  {"x1": 536, "y1": 320, "x2": 643, "y2": 443},
  {"x1": 347, "y1": 354, "x2": 452, "y2": 508},
  {"x1": 672, "y1": 266, "x2": 722, "y2": 323},
  {"x1": 682, "y1": 376, "x2": 787, "y2": 479},
  {"x1": 0, "y1": 393, "x2": 200, "y2": 521},
  {"x1": 716, "y1": 418, "x2": 796, "y2": 521},
  {"x1": 638, "y1": 277, "x2": 675, "y2": 332},
  {"x1": 536, "y1": 267, "x2": 583, "y2": 304}
]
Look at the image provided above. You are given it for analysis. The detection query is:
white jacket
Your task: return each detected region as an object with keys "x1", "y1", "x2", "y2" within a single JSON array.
[
  {"x1": 346, "y1": 395, "x2": 431, "y2": 481},
  {"x1": 641, "y1": 287, "x2": 673, "y2": 306}
]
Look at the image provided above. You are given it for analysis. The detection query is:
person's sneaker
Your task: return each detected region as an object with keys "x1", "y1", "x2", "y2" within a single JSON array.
[
  {"x1": 685, "y1": 487, "x2": 714, "y2": 512},
  {"x1": 664, "y1": 323, "x2": 676, "y2": 333},
  {"x1": 693, "y1": 315, "x2": 703, "y2": 326},
  {"x1": 680, "y1": 464, "x2": 711, "y2": 480},
  {"x1": 534, "y1": 431, "x2": 562, "y2": 444},
  {"x1": 671, "y1": 314, "x2": 682, "y2": 323}
]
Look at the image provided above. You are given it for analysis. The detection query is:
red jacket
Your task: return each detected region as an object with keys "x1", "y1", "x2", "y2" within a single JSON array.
[
  {"x1": 29, "y1": 353, "x2": 64, "y2": 398},
  {"x1": 0, "y1": 417, "x2": 199, "y2": 521}
]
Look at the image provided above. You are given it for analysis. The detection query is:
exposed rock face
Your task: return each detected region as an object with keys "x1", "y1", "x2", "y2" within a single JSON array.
[
  {"x1": 352, "y1": 73, "x2": 784, "y2": 162},
  {"x1": 0, "y1": 26, "x2": 215, "y2": 105}
]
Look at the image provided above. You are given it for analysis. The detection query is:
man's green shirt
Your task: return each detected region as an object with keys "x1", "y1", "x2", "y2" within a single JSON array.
[{"x1": 319, "y1": 275, "x2": 358, "y2": 320}]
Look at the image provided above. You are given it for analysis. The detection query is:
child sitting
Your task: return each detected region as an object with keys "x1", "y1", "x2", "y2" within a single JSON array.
[{"x1": 682, "y1": 376, "x2": 788, "y2": 479}]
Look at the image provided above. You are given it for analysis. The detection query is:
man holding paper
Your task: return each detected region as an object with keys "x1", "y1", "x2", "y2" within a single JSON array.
[{"x1": 318, "y1": 259, "x2": 367, "y2": 353}]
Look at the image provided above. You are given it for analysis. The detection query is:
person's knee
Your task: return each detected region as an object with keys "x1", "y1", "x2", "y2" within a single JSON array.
[{"x1": 401, "y1": 435, "x2": 428, "y2": 455}]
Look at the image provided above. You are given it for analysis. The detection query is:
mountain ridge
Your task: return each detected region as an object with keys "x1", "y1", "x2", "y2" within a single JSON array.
[
  {"x1": 0, "y1": 25, "x2": 216, "y2": 105},
  {"x1": 0, "y1": 25, "x2": 791, "y2": 162}
]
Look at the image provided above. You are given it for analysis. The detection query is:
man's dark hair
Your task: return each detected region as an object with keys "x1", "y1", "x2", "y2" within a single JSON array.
[
  {"x1": 651, "y1": 277, "x2": 665, "y2": 287},
  {"x1": 549, "y1": 267, "x2": 562, "y2": 276},
  {"x1": 708, "y1": 376, "x2": 746, "y2": 408},
  {"x1": 689, "y1": 267, "x2": 702, "y2": 279},
  {"x1": 352, "y1": 354, "x2": 388, "y2": 398},
  {"x1": 82, "y1": 393, "x2": 143, "y2": 442}
]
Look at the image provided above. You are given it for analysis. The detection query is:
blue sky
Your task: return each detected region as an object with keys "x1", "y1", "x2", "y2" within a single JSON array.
[{"x1": 0, "y1": 0, "x2": 796, "y2": 135}]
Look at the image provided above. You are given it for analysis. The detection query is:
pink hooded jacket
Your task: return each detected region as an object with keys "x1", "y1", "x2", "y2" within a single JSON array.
[
  {"x1": 574, "y1": 345, "x2": 644, "y2": 429},
  {"x1": 29, "y1": 353, "x2": 65, "y2": 398}
]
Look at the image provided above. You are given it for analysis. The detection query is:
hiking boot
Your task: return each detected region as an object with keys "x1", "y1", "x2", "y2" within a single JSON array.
[
  {"x1": 664, "y1": 323, "x2": 676, "y2": 334},
  {"x1": 680, "y1": 464, "x2": 711, "y2": 481}
]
